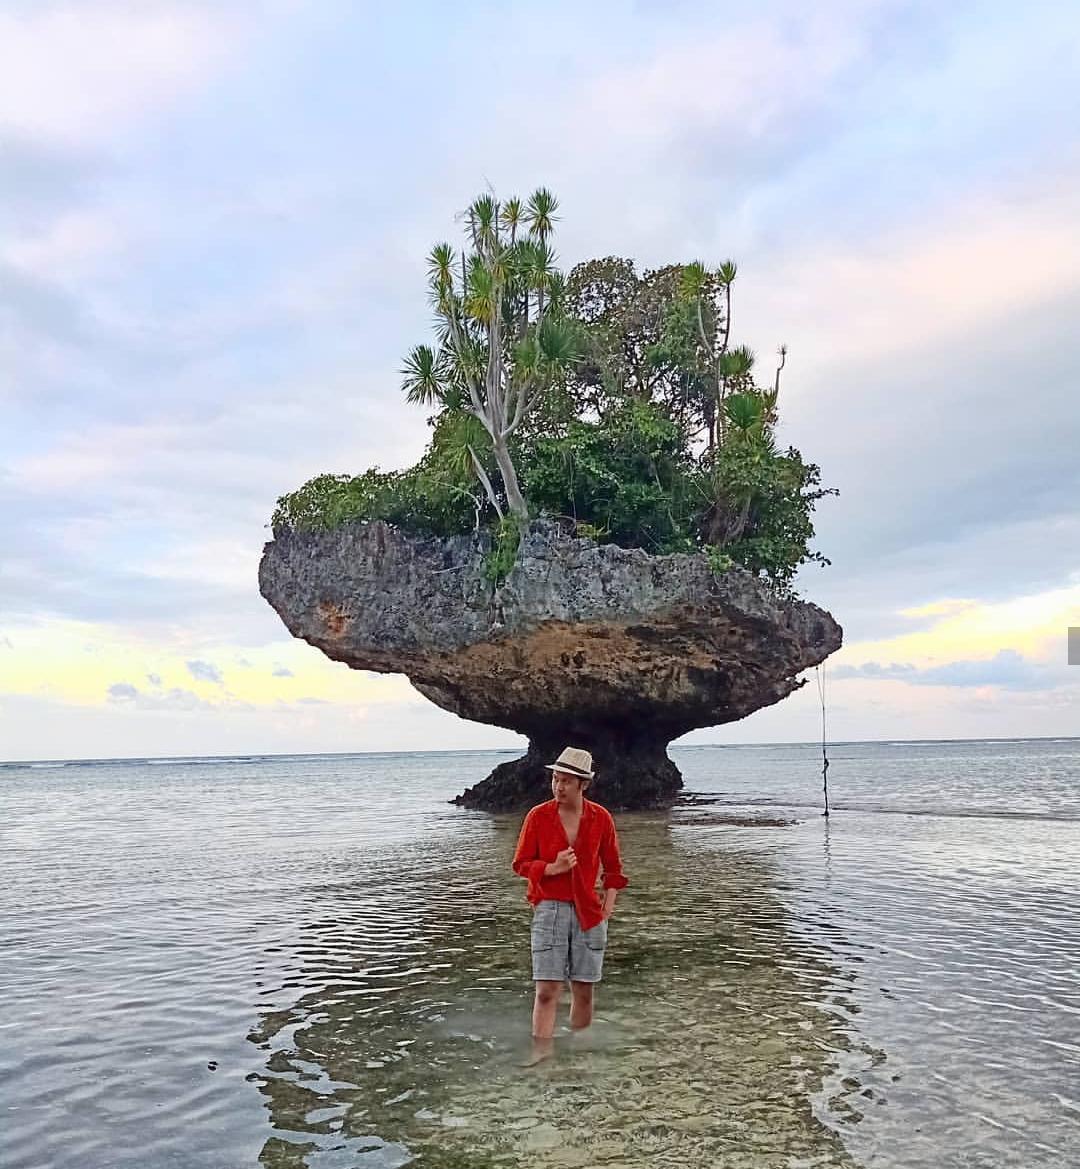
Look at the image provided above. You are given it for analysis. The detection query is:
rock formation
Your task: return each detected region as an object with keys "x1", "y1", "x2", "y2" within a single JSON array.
[{"x1": 258, "y1": 519, "x2": 842, "y2": 811}]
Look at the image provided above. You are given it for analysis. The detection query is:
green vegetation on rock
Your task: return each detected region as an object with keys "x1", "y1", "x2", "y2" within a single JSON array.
[{"x1": 271, "y1": 189, "x2": 836, "y2": 592}]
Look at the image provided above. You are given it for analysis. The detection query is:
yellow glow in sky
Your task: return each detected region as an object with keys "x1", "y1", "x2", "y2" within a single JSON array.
[
  {"x1": 0, "y1": 619, "x2": 416, "y2": 708},
  {"x1": 837, "y1": 581, "x2": 1080, "y2": 668}
]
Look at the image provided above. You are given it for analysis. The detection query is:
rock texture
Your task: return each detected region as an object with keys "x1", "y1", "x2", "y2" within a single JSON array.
[{"x1": 258, "y1": 519, "x2": 842, "y2": 810}]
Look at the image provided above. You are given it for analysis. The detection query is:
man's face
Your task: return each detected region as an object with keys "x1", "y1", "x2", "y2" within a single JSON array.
[{"x1": 551, "y1": 770, "x2": 585, "y2": 803}]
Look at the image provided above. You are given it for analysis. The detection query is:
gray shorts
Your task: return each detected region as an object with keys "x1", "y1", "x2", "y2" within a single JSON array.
[{"x1": 530, "y1": 899, "x2": 608, "y2": 983}]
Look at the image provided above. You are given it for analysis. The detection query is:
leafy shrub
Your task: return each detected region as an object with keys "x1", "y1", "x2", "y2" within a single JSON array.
[
  {"x1": 704, "y1": 545, "x2": 735, "y2": 574},
  {"x1": 483, "y1": 515, "x2": 524, "y2": 584},
  {"x1": 271, "y1": 473, "x2": 357, "y2": 535},
  {"x1": 271, "y1": 467, "x2": 475, "y2": 540},
  {"x1": 697, "y1": 444, "x2": 836, "y2": 589},
  {"x1": 519, "y1": 400, "x2": 697, "y2": 554}
]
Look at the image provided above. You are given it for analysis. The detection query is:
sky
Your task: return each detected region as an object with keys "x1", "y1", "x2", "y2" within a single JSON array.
[{"x1": 2, "y1": 0, "x2": 1078, "y2": 761}]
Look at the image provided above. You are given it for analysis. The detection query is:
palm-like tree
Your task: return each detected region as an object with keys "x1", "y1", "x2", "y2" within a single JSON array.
[
  {"x1": 723, "y1": 390, "x2": 775, "y2": 447},
  {"x1": 500, "y1": 197, "x2": 524, "y2": 244},
  {"x1": 675, "y1": 261, "x2": 793, "y2": 546},
  {"x1": 524, "y1": 187, "x2": 558, "y2": 242},
  {"x1": 401, "y1": 189, "x2": 577, "y2": 521},
  {"x1": 680, "y1": 258, "x2": 747, "y2": 445}
]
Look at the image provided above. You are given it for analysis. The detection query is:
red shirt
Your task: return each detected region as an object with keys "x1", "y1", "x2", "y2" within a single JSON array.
[{"x1": 511, "y1": 798, "x2": 629, "y2": 930}]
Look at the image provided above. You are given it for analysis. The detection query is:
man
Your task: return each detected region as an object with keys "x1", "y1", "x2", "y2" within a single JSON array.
[{"x1": 511, "y1": 746, "x2": 629, "y2": 1049}]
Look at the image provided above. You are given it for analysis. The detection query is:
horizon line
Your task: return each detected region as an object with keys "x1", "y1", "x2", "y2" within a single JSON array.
[{"x1": 2, "y1": 733, "x2": 1078, "y2": 768}]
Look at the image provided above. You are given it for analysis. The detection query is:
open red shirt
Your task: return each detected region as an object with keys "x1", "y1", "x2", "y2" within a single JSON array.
[{"x1": 511, "y1": 798, "x2": 629, "y2": 931}]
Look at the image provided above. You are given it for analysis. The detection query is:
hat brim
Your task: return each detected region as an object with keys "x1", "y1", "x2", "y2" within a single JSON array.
[{"x1": 544, "y1": 763, "x2": 594, "y2": 779}]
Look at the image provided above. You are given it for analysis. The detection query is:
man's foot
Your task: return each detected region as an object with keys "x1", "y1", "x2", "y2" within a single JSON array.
[{"x1": 520, "y1": 1037, "x2": 554, "y2": 1067}]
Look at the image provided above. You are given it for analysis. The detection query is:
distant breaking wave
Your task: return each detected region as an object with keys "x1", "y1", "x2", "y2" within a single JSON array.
[{"x1": 687, "y1": 794, "x2": 1080, "y2": 824}]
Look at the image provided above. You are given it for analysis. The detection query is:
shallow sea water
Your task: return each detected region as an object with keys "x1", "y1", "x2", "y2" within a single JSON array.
[{"x1": 2, "y1": 739, "x2": 1079, "y2": 1168}]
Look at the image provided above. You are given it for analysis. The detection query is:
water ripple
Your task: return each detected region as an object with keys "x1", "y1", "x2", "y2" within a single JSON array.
[{"x1": 1, "y1": 742, "x2": 1079, "y2": 1166}]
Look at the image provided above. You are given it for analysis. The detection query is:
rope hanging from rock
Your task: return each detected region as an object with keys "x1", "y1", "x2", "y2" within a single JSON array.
[{"x1": 815, "y1": 663, "x2": 830, "y2": 818}]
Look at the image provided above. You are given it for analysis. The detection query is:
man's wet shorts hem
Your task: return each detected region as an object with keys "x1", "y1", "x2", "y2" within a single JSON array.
[{"x1": 530, "y1": 899, "x2": 607, "y2": 983}]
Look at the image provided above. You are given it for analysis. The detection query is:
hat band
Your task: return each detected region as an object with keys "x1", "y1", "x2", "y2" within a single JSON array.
[{"x1": 546, "y1": 762, "x2": 592, "y2": 778}]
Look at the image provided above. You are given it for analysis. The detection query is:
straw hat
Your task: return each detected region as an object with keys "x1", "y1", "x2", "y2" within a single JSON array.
[{"x1": 545, "y1": 746, "x2": 594, "y2": 779}]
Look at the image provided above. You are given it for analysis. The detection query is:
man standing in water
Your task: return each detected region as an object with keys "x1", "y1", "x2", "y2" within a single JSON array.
[{"x1": 511, "y1": 746, "x2": 629, "y2": 1052}]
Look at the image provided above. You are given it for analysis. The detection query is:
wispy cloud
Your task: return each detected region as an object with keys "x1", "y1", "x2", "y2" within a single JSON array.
[
  {"x1": 108, "y1": 681, "x2": 214, "y2": 711},
  {"x1": 0, "y1": 3, "x2": 242, "y2": 147},
  {"x1": 186, "y1": 659, "x2": 223, "y2": 685},
  {"x1": 831, "y1": 649, "x2": 1065, "y2": 692}
]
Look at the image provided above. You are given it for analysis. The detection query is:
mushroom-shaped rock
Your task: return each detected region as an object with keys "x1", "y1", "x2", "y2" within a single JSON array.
[{"x1": 258, "y1": 519, "x2": 842, "y2": 811}]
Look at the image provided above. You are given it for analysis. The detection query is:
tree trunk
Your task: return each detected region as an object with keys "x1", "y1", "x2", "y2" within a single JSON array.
[{"x1": 491, "y1": 435, "x2": 529, "y2": 520}]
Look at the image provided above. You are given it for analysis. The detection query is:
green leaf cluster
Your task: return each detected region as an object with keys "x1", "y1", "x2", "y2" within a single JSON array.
[
  {"x1": 271, "y1": 463, "x2": 477, "y2": 540},
  {"x1": 700, "y1": 443, "x2": 836, "y2": 591},
  {"x1": 518, "y1": 400, "x2": 696, "y2": 554},
  {"x1": 270, "y1": 193, "x2": 837, "y2": 594},
  {"x1": 483, "y1": 515, "x2": 525, "y2": 585}
]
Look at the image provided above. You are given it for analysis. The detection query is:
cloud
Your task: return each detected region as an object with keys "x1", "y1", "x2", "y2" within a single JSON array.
[
  {"x1": 831, "y1": 649, "x2": 1067, "y2": 692},
  {"x1": 2, "y1": 209, "x2": 120, "y2": 281},
  {"x1": 899, "y1": 599, "x2": 980, "y2": 621},
  {"x1": 107, "y1": 680, "x2": 214, "y2": 710},
  {"x1": 0, "y1": 258, "x2": 89, "y2": 352},
  {"x1": 0, "y1": 690, "x2": 524, "y2": 762},
  {"x1": 0, "y1": 383, "x2": 414, "y2": 643},
  {"x1": 186, "y1": 659, "x2": 223, "y2": 684},
  {"x1": 0, "y1": 3, "x2": 242, "y2": 147},
  {"x1": 147, "y1": 673, "x2": 162, "y2": 686},
  {"x1": 576, "y1": 14, "x2": 864, "y2": 156},
  {"x1": 4, "y1": 0, "x2": 1080, "y2": 756},
  {"x1": 272, "y1": 665, "x2": 294, "y2": 677},
  {"x1": 0, "y1": 478, "x2": 265, "y2": 635},
  {"x1": 830, "y1": 661, "x2": 916, "y2": 680}
]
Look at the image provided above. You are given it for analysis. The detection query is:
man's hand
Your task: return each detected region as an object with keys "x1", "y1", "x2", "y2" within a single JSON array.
[
  {"x1": 601, "y1": 891, "x2": 617, "y2": 920},
  {"x1": 547, "y1": 847, "x2": 577, "y2": 875}
]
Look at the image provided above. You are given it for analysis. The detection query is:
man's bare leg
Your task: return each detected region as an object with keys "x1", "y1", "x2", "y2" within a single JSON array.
[
  {"x1": 523, "y1": 980, "x2": 564, "y2": 1066},
  {"x1": 569, "y1": 980, "x2": 594, "y2": 1030},
  {"x1": 532, "y1": 980, "x2": 564, "y2": 1039}
]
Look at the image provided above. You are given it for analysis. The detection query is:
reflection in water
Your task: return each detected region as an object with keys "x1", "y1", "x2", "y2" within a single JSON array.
[{"x1": 251, "y1": 813, "x2": 870, "y2": 1167}]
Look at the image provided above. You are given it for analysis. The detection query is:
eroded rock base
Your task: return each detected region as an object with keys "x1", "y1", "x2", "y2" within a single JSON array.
[{"x1": 453, "y1": 732, "x2": 683, "y2": 812}]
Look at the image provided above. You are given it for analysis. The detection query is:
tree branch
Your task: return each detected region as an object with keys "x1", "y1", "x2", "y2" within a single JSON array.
[
  {"x1": 774, "y1": 345, "x2": 787, "y2": 400},
  {"x1": 444, "y1": 306, "x2": 486, "y2": 419},
  {"x1": 468, "y1": 445, "x2": 503, "y2": 519},
  {"x1": 505, "y1": 368, "x2": 531, "y2": 435},
  {"x1": 695, "y1": 297, "x2": 709, "y2": 352}
]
